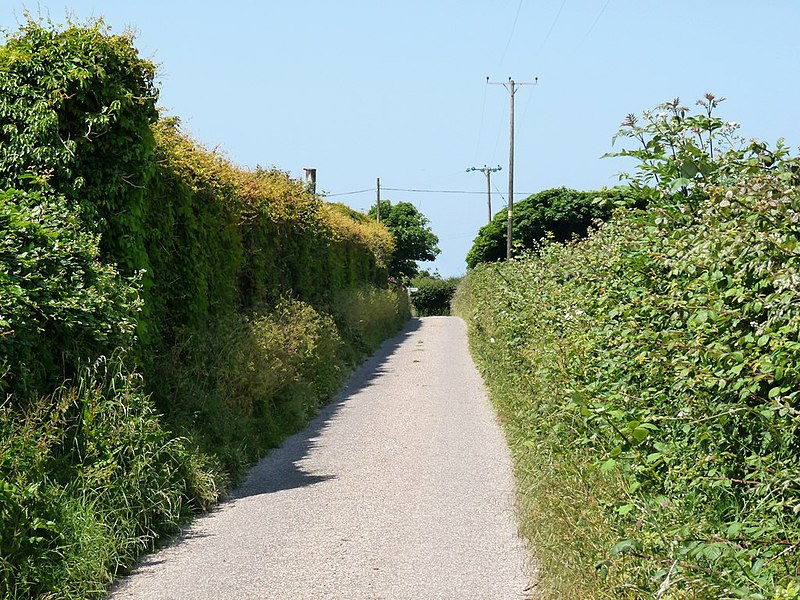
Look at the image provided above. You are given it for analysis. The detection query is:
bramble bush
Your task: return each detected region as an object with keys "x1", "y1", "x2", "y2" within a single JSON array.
[{"x1": 456, "y1": 97, "x2": 800, "y2": 599}]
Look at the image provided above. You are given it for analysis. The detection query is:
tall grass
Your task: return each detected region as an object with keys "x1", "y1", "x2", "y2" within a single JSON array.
[
  {"x1": 454, "y1": 275, "x2": 626, "y2": 599},
  {"x1": 0, "y1": 287, "x2": 409, "y2": 599},
  {"x1": 153, "y1": 299, "x2": 348, "y2": 483},
  {"x1": 0, "y1": 356, "x2": 214, "y2": 599},
  {"x1": 331, "y1": 284, "x2": 411, "y2": 357}
]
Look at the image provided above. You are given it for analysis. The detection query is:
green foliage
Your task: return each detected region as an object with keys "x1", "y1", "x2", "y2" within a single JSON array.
[
  {"x1": 155, "y1": 292, "x2": 409, "y2": 482},
  {"x1": 606, "y1": 94, "x2": 800, "y2": 206},
  {"x1": 368, "y1": 199, "x2": 440, "y2": 279},
  {"x1": 0, "y1": 18, "x2": 408, "y2": 600},
  {"x1": 465, "y1": 187, "x2": 640, "y2": 268},
  {"x1": 0, "y1": 356, "x2": 214, "y2": 599},
  {"x1": 0, "y1": 18, "x2": 159, "y2": 275},
  {"x1": 0, "y1": 188, "x2": 140, "y2": 399},
  {"x1": 410, "y1": 276, "x2": 460, "y2": 316},
  {"x1": 456, "y1": 99, "x2": 800, "y2": 598},
  {"x1": 143, "y1": 119, "x2": 245, "y2": 351},
  {"x1": 152, "y1": 300, "x2": 348, "y2": 482},
  {"x1": 330, "y1": 283, "x2": 411, "y2": 358}
]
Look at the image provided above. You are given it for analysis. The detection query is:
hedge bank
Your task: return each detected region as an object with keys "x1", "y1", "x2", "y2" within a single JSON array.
[
  {"x1": 0, "y1": 19, "x2": 408, "y2": 598},
  {"x1": 455, "y1": 175, "x2": 800, "y2": 599}
]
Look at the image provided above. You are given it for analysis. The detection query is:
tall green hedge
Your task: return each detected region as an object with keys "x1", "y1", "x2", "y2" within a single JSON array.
[
  {"x1": 409, "y1": 276, "x2": 460, "y2": 316},
  {"x1": 455, "y1": 121, "x2": 800, "y2": 598},
  {"x1": 0, "y1": 19, "x2": 393, "y2": 397},
  {"x1": 0, "y1": 19, "x2": 406, "y2": 599}
]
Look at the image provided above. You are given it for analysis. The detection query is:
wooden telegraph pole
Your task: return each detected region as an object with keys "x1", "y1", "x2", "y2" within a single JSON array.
[
  {"x1": 487, "y1": 76, "x2": 537, "y2": 259},
  {"x1": 467, "y1": 165, "x2": 502, "y2": 224},
  {"x1": 376, "y1": 177, "x2": 381, "y2": 223},
  {"x1": 303, "y1": 168, "x2": 317, "y2": 194}
]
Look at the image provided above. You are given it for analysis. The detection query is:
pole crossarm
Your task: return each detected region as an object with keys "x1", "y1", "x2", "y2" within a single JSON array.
[
  {"x1": 486, "y1": 76, "x2": 538, "y2": 91},
  {"x1": 467, "y1": 165, "x2": 502, "y2": 224}
]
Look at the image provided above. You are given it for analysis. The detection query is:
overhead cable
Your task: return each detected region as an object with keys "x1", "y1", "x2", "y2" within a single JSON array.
[{"x1": 326, "y1": 187, "x2": 535, "y2": 197}]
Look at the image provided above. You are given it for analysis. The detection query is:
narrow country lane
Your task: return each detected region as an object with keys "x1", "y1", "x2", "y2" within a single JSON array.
[{"x1": 109, "y1": 317, "x2": 534, "y2": 599}]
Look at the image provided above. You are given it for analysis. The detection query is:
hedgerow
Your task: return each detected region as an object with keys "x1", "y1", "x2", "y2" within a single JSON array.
[
  {"x1": 455, "y1": 97, "x2": 800, "y2": 598},
  {"x1": 409, "y1": 276, "x2": 460, "y2": 316},
  {"x1": 0, "y1": 17, "x2": 407, "y2": 598}
]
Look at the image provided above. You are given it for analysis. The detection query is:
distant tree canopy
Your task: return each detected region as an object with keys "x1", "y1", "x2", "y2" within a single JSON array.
[
  {"x1": 368, "y1": 199, "x2": 440, "y2": 280},
  {"x1": 465, "y1": 187, "x2": 642, "y2": 268}
]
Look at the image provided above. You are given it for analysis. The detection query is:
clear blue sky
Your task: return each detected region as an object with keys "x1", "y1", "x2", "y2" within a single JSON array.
[{"x1": 3, "y1": 2, "x2": 799, "y2": 276}]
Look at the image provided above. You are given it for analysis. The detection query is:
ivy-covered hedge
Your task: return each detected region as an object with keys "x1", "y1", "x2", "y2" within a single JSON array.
[
  {"x1": 0, "y1": 19, "x2": 159, "y2": 276},
  {"x1": 0, "y1": 18, "x2": 407, "y2": 598},
  {"x1": 0, "y1": 189, "x2": 140, "y2": 398}
]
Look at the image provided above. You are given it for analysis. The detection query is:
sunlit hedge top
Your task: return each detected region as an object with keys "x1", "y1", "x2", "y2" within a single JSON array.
[
  {"x1": 321, "y1": 202, "x2": 394, "y2": 271},
  {"x1": 153, "y1": 118, "x2": 394, "y2": 270}
]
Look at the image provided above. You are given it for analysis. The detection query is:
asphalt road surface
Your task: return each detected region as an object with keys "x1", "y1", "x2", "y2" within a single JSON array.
[{"x1": 110, "y1": 316, "x2": 534, "y2": 599}]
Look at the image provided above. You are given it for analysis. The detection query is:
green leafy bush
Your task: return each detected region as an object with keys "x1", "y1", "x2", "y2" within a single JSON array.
[
  {"x1": 410, "y1": 277, "x2": 460, "y2": 316},
  {"x1": 465, "y1": 187, "x2": 640, "y2": 268},
  {"x1": 456, "y1": 98, "x2": 800, "y2": 598},
  {"x1": 0, "y1": 18, "x2": 158, "y2": 275},
  {"x1": 0, "y1": 189, "x2": 140, "y2": 399}
]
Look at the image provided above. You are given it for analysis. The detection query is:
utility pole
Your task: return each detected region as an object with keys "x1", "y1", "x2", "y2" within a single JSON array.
[
  {"x1": 376, "y1": 177, "x2": 381, "y2": 223},
  {"x1": 487, "y1": 76, "x2": 537, "y2": 260},
  {"x1": 466, "y1": 165, "x2": 502, "y2": 224},
  {"x1": 303, "y1": 168, "x2": 317, "y2": 194}
]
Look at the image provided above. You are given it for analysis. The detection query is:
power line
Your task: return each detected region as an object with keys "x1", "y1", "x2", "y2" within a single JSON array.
[
  {"x1": 535, "y1": 0, "x2": 568, "y2": 58},
  {"x1": 498, "y1": 0, "x2": 524, "y2": 67},
  {"x1": 472, "y1": 81, "x2": 489, "y2": 165},
  {"x1": 520, "y1": 1, "x2": 566, "y2": 144},
  {"x1": 326, "y1": 187, "x2": 536, "y2": 197},
  {"x1": 385, "y1": 187, "x2": 535, "y2": 196},
  {"x1": 325, "y1": 188, "x2": 374, "y2": 197},
  {"x1": 385, "y1": 187, "x2": 483, "y2": 194},
  {"x1": 585, "y1": 0, "x2": 611, "y2": 38}
]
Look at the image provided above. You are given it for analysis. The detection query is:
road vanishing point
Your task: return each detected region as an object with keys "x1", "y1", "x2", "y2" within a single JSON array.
[{"x1": 110, "y1": 316, "x2": 535, "y2": 599}]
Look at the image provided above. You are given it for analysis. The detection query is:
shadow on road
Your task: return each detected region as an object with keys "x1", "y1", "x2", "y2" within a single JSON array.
[{"x1": 231, "y1": 317, "x2": 423, "y2": 500}]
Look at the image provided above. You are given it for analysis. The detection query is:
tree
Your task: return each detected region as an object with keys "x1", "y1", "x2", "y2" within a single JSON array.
[
  {"x1": 465, "y1": 187, "x2": 641, "y2": 268},
  {"x1": 368, "y1": 200, "x2": 440, "y2": 280}
]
